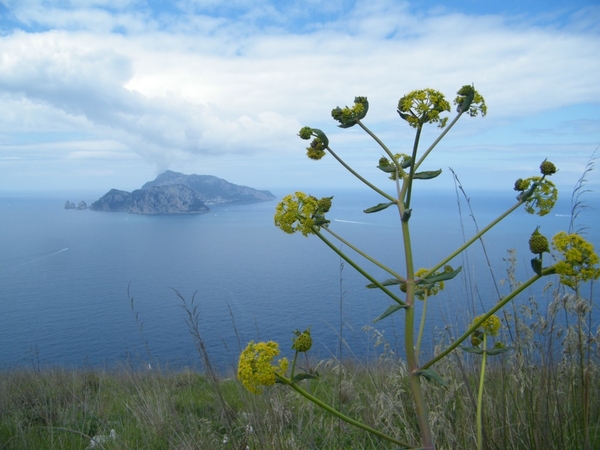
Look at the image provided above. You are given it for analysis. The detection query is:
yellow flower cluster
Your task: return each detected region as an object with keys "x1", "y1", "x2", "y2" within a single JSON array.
[
  {"x1": 414, "y1": 268, "x2": 445, "y2": 299},
  {"x1": 470, "y1": 314, "x2": 501, "y2": 346},
  {"x1": 397, "y1": 88, "x2": 450, "y2": 128},
  {"x1": 238, "y1": 341, "x2": 289, "y2": 394},
  {"x1": 552, "y1": 232, "x2": 600, "y2": 289},
  {"x1": 515, "y1": 177, "x2": 558, "y2": 216},
  {"x1": 274, "y1": 192, "x2": 332, "y2": 236},
  {"x1": 473, "y1": 314, "x2": 501, "y2": 336}
]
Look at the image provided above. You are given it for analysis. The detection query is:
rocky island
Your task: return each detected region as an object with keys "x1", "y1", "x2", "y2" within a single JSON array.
[{"x1": 90, "y1": 171, "x2": 275, "y2": 215}]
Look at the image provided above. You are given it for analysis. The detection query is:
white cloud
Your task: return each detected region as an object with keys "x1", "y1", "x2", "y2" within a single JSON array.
[{"x1": 0, "y1": 0, "x2": 598, "y2": 192}]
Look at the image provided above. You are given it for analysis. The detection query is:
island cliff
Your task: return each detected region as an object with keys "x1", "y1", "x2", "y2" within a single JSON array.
[{"x1": 90, "y1": 171, "x2": 275, "y2": 214}]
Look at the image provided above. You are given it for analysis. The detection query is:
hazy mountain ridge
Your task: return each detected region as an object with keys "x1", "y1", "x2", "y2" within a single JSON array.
[
  {"x1": 90, "y1": 171, "x2": 275, "y2": 214},
  {"x1": 142, "y1": 170, "x2": 275, "y2": 205}
]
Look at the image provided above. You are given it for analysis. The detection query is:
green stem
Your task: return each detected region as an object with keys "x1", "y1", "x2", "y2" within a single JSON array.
[
  {"x1": 291, "y1": 350, "x2": 299, "y2": 379},
  {"x1": 424, "y1": 199, "x2": 524, "y2": 278},
  {"x1": 276, "y1": 374, "x2": 418, "y2": 449},
  {"x1": 413, "y1": 112, "x2": 463, "y2": 172},
  {"x1": 327, "y1": 145, "x2": 396, "y2": 202},
  {"x1": 476, "y1": 334, "x2": 487, "y2": 450},
  {"x1": 401, "y1": 213, "x2": 434, "y2": 449},
  {"x1": 415, "y1": 295, "x2": 428, "y2": 361},
  {"x1": 357, "y1": 120, "x2": 400, "y2": 165},
  {"x1": 420, "y1": 268, "x2": 554, "y2": 370},
  {"x1": 404, "y1": 124, "x2": 423, "y2": 210},
  {"x1": 313, "y1": 228, "x2": 407, "y2": 306},
  {"x1": 322, "y1": 226, "x2": 406, "y2": 281}
]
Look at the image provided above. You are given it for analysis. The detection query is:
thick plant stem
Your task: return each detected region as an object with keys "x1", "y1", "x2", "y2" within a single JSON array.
[
  {"x1": 401, "y1": 209, "x2": 434, "y2": 449},
  {"x1": 277, "y1": 374, "x2": 416, "y2": 448},
  {"x1": 476, "y1": 335, "x2": 488, "y2": 450}
]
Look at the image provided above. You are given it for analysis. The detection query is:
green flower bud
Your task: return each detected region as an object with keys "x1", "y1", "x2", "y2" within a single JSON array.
[
  {"x1": 529, "y1": 227, "x2": 550, "y2": 255},
  {"x1": 298, "y1": 126, "x2": 313, "y2": 140},
  {"x1": 292, "y1": 328, "x2": 312, "y2": 352},
  {"x1": 514, "y1": 178, "x2": 527, "y2": 191},
  {"x1": 540, "y1": 159, "x2": 557, "y2": 176},
  {"x1": 317, "y1": 196, "x2": 332, "y2": 214}
]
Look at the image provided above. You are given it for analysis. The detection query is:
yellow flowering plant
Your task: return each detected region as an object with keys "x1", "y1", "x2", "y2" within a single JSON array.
[
  {"x1": 552, "y1": 231, "x2": 600, "y2": 289},
  {"x1": 239, "y1": 84, "x2": 599, "y2": 449},
  {"x1": 237, "y1": 341, "x2": 288, "y2": 394}
]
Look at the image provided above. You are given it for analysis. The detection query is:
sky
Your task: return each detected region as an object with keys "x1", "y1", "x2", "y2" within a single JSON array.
[{"x1": 0, "y1": 0, "x2": 599, "y2": 199}]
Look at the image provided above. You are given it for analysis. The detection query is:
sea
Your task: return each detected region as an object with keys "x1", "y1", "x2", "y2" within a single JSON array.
[{"x1": 0, "y1": 188, "x2": 598, "y2": 374}]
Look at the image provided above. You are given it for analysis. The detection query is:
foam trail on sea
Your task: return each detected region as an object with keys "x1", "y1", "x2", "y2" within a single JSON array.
[
  {"x1": 10, "y1": 248, "x2": 69, "y2": 268},
  {"x1": 334, "y1": 219, "x2": 374, "y2": 225}
]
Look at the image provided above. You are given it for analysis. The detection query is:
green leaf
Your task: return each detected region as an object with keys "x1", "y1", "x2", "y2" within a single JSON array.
[
  {"x1": 338, "y1": 120, "x2": 357, "y2": 129},
  {"x1": 412, "y1": 169, "x2": 442, "y2": 180},
  {"x1": 366, "y1": 278, "x2": 402, "y2": 288},
  {"x1": 400, "y1": 157, "x2": 412, "y2": 169},
  {"x1": 397, "y1": 111, "x2": 411, "y2": 122},
  {"x1": 461, "y1": 346, "x2": 484, "y2": 354},
  {"x1": 374, "y1": 303, "x2": 407, "y2": 322},
  {"x1": 458, "y1": 90, "x2": 475, "y2": 113},
  {"x1": 487, "y1": 346, "x2": 514, "y2": 356},
  {"x1": 291, "y1": 373, "x2": 319, "y2": 383},
  {"x1": 364, "y1": 202, "x2": 396, "y2": 214},
  {"x1": 311, "y1": 128, "x2": 329, "y2": 147},
  {"x1": 377, "y1": 164, "x2": 397, "y2": 173},
  {"x1": 417, "y1": 266, "x2": 462, "y2": 285},
  {"x1": 531, "y1": 257, "x2": 542, "y2": 276},
  {"x1": 415, "y1": 369, "x2": 447, "y2": 388}
]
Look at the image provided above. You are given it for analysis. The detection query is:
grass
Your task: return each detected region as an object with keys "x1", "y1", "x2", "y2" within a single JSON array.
[{"x1": 1, "y1": 283, "x2": 598, "y2": 450}]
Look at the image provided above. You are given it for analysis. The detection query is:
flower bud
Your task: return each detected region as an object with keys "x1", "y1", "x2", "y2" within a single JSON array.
[
  {"x1": 514, "y1": 178, "x2": 527, "y2": 191},
  {"x1": 317, "y1": 196, "x2": 332, "y2": 214},
  {"x1": 540, "y1": 159, "x2": 557, "y2": 176},
  {"x1": 292, "y1": 328, "x2": 312, "y2": 352},
  {"x1": 298, "y1": 126, "x2": 313, "y2": 140},
  {"x1": 529, "y1": 227, "x2": 549, "y2": 255}
]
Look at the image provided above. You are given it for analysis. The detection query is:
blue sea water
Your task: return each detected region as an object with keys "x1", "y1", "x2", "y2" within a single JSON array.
[{"x1": 0, "y1": 189, "x2": 598, "y2": 374}]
